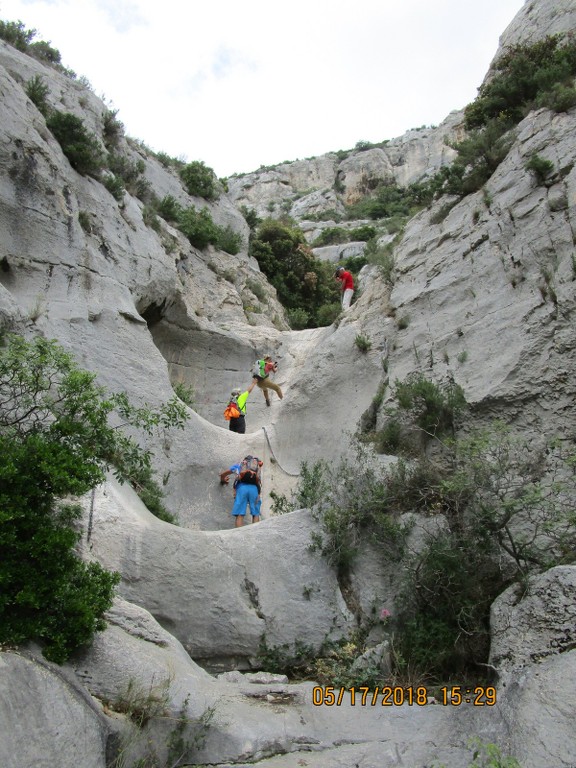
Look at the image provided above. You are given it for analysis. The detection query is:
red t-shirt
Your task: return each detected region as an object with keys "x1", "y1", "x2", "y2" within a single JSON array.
[{"x1": 337, "y1": 270, "x2": 354, "y2": 291}]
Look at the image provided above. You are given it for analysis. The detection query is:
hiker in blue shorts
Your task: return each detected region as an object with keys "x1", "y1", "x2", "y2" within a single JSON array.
[{"x1": 230, "y1": 456, "x2": 263, "y2": 528}]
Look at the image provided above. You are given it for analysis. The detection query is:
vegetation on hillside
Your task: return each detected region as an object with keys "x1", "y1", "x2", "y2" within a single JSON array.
[
  {"x1": 0, "y1": 334, "x2": 188, "y2": 663},
  {"x1": 267, "y1": 375, "x2": 576, "y2": 686},
  {"x1": 333, "y1": 34, "x2": 576, "y2": 226},
  {"x1": 247, "y1": 217, "x2": 342, "y2": 328}
]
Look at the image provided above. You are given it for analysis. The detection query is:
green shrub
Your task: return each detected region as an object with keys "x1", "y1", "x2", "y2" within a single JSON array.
[
  {"x1": 312, "y1": 226, "x2": 349, "y2": 247},
  {"x1": 316, "y1": 301, "x2": 341, "y2": 327},
  {"x1": 156, "y1": 195, "x2": 182, "y2": 222},
  {"x1": 465, "y1": 35, "x2": 576, "y2": 129},
  {"x1": 349, "y1": 224, "x2": 377, "y2": 241},
  {"x1": 0, "y1": 18, "x2": 36, "y2": 50},
  {"x1": 463, "y1": 738, "x2": 521, "y2": 768},
  {"x1": 345, "y1": 182, "x2": 419, "y2": 221},
  {"x1": 103, "y1": 174, "x2": 125, "y2": 202},
  {"x1": 355, "y1": 334, "x2": 372, "y2": 352},
  {"x1": 394, "y1": 373, "x2": 466, "y2": 439},
  {"x1": 177, "y1": 206, "x2": 219, "y2": 249},
  {"x1": 25, "y1": 75, "x2": 50, "y2": 117},
  {"x1": 240, "y1": 205, "x2": 260, "y2": 230},
  {"x1": 142, "y1": 205, "x2": 161, "y2": 231},
  {"x1": 107, "y1": 152, "x2": 147, "y2": 197},
  {"x1": 78, "y1": 210, "x2": 92, "y2": 233},
  {"x1": 46, "y1": 111, "x2": 105, "y2": 176},
  {"x1": 287, "y1": 307, "x2": 310, "y2": 329},
  {"x1": 216, "y1": 225, "x2": 243, "y2": 255},
  {"x1": 0, "y1": 335, "x2": 188, "y2": 662},
  {"x1": 364, "y1": 238, "x2": 395, "y2": 282},
  {"x1": 173, "y1": 382, "x2": 195, "y2": 407},
  {"x1": 102, "y1": 109, "x2": 124, "y2": 149},
  {"x1": 250, "y1": 218, "x2": 340, "y2": 328},
  {"x1": 107, "y1": 676, "x2": 171, "y2": 728},
  {"x1": 176, "y1": 206, "x2": 241, "y2": 253},
  {"x1": 29, "y1": 39, "x2": 61, "y2": 64},
  {"x1": 246, "y1": 278, "x2": 267, "y2": 302},
  {"x1": 538, "y1": 82, "x2": 576, "y2": 112},
  {"x1": 526, "y1": 152, "x2": 554, "y2": 184},
  {"x1": 447, "y1": 118, "x2": 516, "y2": 196},
  {"x1": 128, "y1": 464, "x2": 177, "y2": 524},
  {"x1": 375, "y1": 417, "x2": 403, "y2": 454},
  {"x1": 342, "y1": 254, "x2": 368, "y2": 273},
  {"x1": 179, "y1": 160, "x2": 219, "y2": 200}
]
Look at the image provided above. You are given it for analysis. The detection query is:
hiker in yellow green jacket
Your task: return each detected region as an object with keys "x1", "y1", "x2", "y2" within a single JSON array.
[{"x1": 226, "y1": 380, "x2": 256, "y2": 434}]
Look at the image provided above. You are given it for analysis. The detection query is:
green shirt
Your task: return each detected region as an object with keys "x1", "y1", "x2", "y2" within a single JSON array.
[{"x1": 236, "y1": 390, "x2": 250, "y2": 415}]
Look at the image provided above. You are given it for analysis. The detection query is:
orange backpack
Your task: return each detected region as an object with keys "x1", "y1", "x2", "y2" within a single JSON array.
[{"x1": 223, "y1": 400, "x2": 241, "y2": 420}]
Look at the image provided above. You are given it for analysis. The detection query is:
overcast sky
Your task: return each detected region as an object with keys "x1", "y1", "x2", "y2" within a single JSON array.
[{"x1": 1, "y1": 0, "x2": 526, "y2": 177}]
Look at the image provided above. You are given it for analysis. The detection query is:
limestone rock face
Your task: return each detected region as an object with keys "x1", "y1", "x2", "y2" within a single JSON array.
[
  {"x1": 227, "y1": 112, "x2": 461, "y2": 222},
  {"x1": 488, "y1": 567, "x2": 576, "y2": 768},
  {"x1": 496, "y1": 0, "x2": 576, "y2": 52},
  {"x1": 385, "y1": 106, "x2": 576, "y2": 439},
  {"x1": 78, "y1": 479, "x2": 356, "y2": 666},
  {"x1": 489, "y1": 566, "x2": 576, "y2": 682},
  {"x1": 0, "y1": 651, "x2": 110, "y2": 768}
]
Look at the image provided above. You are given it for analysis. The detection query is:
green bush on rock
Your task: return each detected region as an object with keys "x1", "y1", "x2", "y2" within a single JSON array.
[{"x1": 0, "y1": 334, "x2": 188, "y2": 662}]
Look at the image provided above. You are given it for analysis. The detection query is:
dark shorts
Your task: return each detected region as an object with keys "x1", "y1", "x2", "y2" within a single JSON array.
[{"x1": 229, "y1": 415, "x2": 246, "y2": 434}]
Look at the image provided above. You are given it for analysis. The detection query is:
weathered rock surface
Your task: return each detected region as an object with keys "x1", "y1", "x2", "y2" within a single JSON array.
[
  {"x1": 79, "y1": 479, "x2": 356, "y2": 666},
  {"x1": 0, "y1": 651, "x2": 110, "y2": 768},
  {"x1": 227, "y1": 111, "x2": 462, "y2": 224}
]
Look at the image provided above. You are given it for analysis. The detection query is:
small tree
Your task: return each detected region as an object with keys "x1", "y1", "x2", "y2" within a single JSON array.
[
  {"x1": 0, "y1": 334, "x2": 188, "y2": 662},
  {"x1": 179, "y1": 160, "x2": 219, "y2": 201},
  {"x1": 46, "y1": 111, "x2": 105, "y2": 176},
  {"x1": 25, "y1": 75, "x2": 50, "y2": 117}
]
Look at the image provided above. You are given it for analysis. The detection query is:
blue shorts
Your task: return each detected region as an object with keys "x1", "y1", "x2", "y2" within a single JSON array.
[{"x1": 232, "y1": 483, "x2": 261, "y2": 518}]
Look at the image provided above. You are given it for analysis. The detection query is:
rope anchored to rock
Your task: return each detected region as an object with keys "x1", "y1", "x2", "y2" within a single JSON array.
[{"x1": 262, "y1": 426, "x2": 300, "y2": 477}]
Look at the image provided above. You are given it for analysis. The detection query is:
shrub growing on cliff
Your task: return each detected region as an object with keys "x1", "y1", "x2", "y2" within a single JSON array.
[
  {"x1": 25, "y1": 75, "x2": 50, "y2": 117},
  {"x1": 249, "y1": 219, "x2": 341, "y2": 328},
  {"x1": 0, "y1": 334, "x2": 188, "y2": 662},
  {"x1": 179, "y1": 160, "x2": 219, "y2": 201},
  {"x1": 46, "y1": 111, "x2": 105, "y2": 176},
  {"x1": 465, "y1": 35, "x2": 576, "y2": 129},
  {"x1": 526, "y1": 153, "x2": 554, "y2": 184},
  {"x1": 0, "y1": 18, "x2": 36, "y2": 50},
  {"x1": 176, "y1": 206, "x2": 242, "y2": 253}
]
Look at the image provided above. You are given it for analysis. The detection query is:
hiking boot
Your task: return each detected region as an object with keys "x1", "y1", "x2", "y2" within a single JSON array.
[{"x1": 266, "y1": 399, "x2": 271, "y2": 407}]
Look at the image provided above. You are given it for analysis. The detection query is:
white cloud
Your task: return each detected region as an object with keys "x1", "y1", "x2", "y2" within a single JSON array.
[{"x1": 1, "y1": 0, "x2": 526, "y2": 176}]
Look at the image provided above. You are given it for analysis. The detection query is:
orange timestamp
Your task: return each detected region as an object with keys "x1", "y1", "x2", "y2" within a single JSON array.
[{"x1": 311, "y1": 685, "x2": 497, "y2": 707}]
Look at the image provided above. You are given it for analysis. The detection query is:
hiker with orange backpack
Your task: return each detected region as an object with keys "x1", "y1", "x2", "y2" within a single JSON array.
[
  {"x1": 230, "y1": 455, "x2": 263, "y2": 528},
  {"x1": 223, "y1": 380, "x2": 256, "y2": 434}
]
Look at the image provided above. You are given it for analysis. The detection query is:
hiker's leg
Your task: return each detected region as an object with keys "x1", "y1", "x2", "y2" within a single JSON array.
[
  {"x1": 246, "y1": 485, "x2": 259, "y2": 519},
  {"x1": 257, "y1": 379, "x2": 271, "y2": 405},
  {"x1": 230, "y1": 416, "x2": 246, "y2": 434},
  {"x1": 231, "y1": 484, "x2": 249, "y2": 527},
  {"x1": 252, "y1": 495, "x2": 262, "y2": 523},
  {"x1": 261, "y1": 378, "x2": 283, "y2": 400},
  {"x1": 342, "y1": 288, "x2": 354, "y2": 310},
  {"x1": 268, "y1": 380, "x2": 283, "y2": 399}
]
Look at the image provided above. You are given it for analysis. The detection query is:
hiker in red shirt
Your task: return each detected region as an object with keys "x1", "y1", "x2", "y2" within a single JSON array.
[{"x1": 335, "y1": 266, "x2": 354, "y2": 310}]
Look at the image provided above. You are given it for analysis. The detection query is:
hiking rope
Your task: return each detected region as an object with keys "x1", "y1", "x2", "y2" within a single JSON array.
[{"x1": 262, "y1": 426, "x2": 300, "y2": 477}]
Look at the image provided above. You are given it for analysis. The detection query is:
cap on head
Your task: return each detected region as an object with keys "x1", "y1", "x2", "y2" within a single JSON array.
[
  {"x1": 336, "y1": 266, "x2": 344, "y2": 273},
  {"x1": 231, "y1": 388, "x2": 241, "y2": 396},
  {"x1": 264, "y1": 354, "x2": 272, "y2": 360}
]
